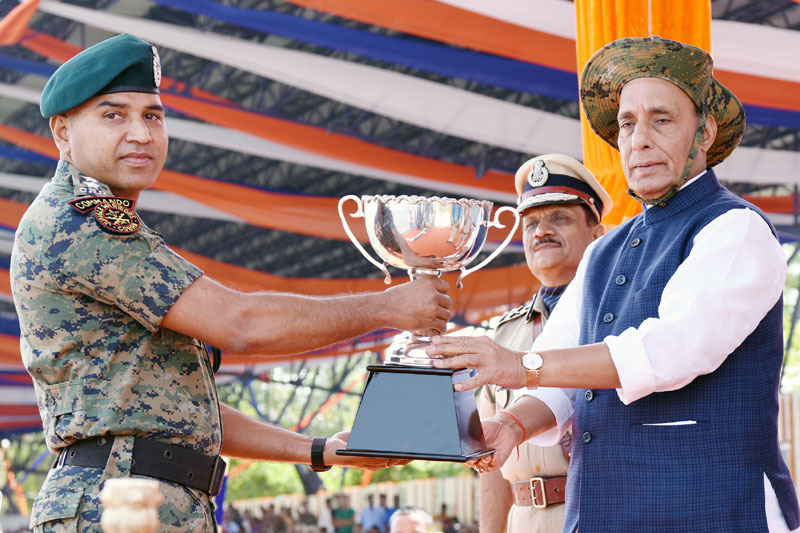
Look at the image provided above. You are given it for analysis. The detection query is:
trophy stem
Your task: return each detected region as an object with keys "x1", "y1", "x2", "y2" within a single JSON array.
[{"x1": 408, "y1": 268, "x2": 442, "y2": 280}]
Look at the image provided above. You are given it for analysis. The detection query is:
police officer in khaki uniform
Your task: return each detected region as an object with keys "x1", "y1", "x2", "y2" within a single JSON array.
[
  {"x1": 12, "y1": 34, "x2": 450, "y2": 532},
  {"x1": 477, "y1": 154, "x2": 610, "y2": 533}
]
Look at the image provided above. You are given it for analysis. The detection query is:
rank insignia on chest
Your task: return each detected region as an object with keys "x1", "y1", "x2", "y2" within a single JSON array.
[
  {"x1": 68, "y1": 196, "x2": 141, "y2": 235},
  {"x1": 497, "y1": 302, "x2": 533, "y2": 327}
]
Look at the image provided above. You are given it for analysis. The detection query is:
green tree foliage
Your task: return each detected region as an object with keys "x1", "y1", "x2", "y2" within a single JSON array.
[
  {"x1": 0, "y1": 432, "x2": 49, "y2": 514},
  {"x1": 219, "y1": 351, "x2": 378, "y2": 499},
  {"x1": 226, "y1": 460, "x2": 304, "y2": 500},
  {"x1": 219, "y1": 350, "x2": 480, "y2": 500}
]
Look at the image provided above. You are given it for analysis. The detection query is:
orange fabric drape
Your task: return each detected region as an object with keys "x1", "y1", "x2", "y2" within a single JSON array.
[
  {"x1": 158, "y1": 92, "x2": 515, "y2": 201},
  {"x1": 0, "y1": 193, "x2": 533, "y2": 315},
  {"x1": 574, "y1": 0, "x2": 712, "y2": 226},
  {"x1": 0, "y1": 123, "x2": 520, "y2": 244},
  {"x1": 19, "y1": 30, "x2": 231, "y2": 105},
  {"x1": 281, "y1": 1, "x2": 800, "y2": 114},
  {"x1": 18, "y1": 31, "x2": 516, "y2": 203},
  {"x1": 285, "y1": 0, "x2": 576, "y2": 71},
  {"x1": 0, "y1": 0, "x2": 40, "y2": 46},
  {"x1": 0, "y1": 188, "x2": 536, "y2": 368},
  {"x1": 0, "y1": 333, "x2": 22, "y2": 367}
]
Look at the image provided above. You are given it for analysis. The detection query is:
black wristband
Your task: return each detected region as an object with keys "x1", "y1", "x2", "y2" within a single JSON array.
[{"x1": 311, "y1": 437, "x2": 331, "y2": 472}]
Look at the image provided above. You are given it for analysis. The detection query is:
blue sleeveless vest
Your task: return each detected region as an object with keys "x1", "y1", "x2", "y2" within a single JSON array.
[{"x1": 565, "y1": 170, "x2": 799, "y2": 532}]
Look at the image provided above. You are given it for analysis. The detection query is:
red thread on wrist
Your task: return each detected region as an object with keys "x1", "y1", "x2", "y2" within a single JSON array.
[{"x1": 498, "y1": 409, "x2": 527, "y2": 460}]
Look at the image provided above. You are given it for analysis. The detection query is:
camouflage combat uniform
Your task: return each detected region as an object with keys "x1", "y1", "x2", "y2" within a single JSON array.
[{"x1": 11, "y1": 161, "x2": 222, "y2": 532}]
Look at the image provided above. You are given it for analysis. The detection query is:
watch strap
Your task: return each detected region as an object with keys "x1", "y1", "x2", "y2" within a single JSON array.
[
  {"x1": 521, "y1": 351, "x2": 541, "y2": 390},
  {"x1": 526, "y1": 368, "x2": 540, "y2": 390},
  {"x1": 311, "y1": 437, "x2": 331, "y2": 472}
]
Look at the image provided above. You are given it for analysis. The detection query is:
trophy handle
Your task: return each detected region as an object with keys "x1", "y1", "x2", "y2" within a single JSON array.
[
  {"x1": 338, "y1": 195, "x2": 392, "y2": 285},
  {"x1": 456, "y1": 206, "x2": 520, "y2": 289}
]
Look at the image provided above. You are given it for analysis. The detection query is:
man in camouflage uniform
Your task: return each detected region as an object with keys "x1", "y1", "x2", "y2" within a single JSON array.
[
  {"x1": 477, "y1": 154, "x2": 609, "y2": 533},
  {"x1": 430, "y1": 36, "x2": 800, "y2": 531},
  {"x1": 11, "y1": 34, "x2": 451, "y2": 532}
]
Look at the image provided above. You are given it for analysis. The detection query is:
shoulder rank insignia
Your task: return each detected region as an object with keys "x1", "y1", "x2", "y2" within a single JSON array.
[
  {"x1": 68, "y1": 196, "x2": 141, "y2": 235},
  {"x1": 74, "y1": 175, "x2": 110, "y2": 197},
  {"x1": 496, "y1": 301, "x2": 533, "y2": 327}
]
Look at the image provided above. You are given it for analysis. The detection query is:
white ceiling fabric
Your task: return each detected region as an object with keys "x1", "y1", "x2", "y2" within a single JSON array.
[
  {"x1": 15, "y1": 2, "x2": 798, "y2": 189},
  {"x1": 436, "y1": 0, "x2": 800, "y2": 83},
  {"x1": 36, "y1": 0, "x2": 584, "y2": 160}
]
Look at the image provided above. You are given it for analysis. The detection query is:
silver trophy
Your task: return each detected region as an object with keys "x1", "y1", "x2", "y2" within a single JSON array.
[
  {"x1": 339, "y1": 194, "x2": 520, "y2": 366},
  {"x1": 337, "y1": 194, "x2": 519, "y2": 462}
]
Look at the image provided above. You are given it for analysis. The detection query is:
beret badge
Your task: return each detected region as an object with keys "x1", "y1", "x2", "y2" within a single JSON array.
[
  {"x1": 151, "y1": 45, "x2": 162, "y2": 88},
  {"x1": 528, "y1": 159, "x2": 549, "y2": 187}
]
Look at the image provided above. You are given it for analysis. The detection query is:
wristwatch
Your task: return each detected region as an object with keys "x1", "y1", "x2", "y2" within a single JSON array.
[
  {"x1": 311, "y1": 437, "x2": 332, "y2": 472},
  {"x1": 521, "y1": 351, "x2": 543, "y2": 390}
]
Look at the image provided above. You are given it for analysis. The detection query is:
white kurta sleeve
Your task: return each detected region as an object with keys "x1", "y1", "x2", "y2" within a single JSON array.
[
  {"x1": 521, "y1": 238, "x2": 601, "y2": 445},
  {"x1": 605, "y1": 208, "x2": 786, "y2": 404}
]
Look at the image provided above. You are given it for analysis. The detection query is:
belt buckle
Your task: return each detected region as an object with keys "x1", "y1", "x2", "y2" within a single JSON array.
[
  {"x1": 55, "y1": 448, "x2": 67, "y2": 469},
  {"x1": 208, "y1": 456, "x2": 227, "y2": 496},
  {"x1": 530, "y1": 477, "x2": 547, "y2": 509}
]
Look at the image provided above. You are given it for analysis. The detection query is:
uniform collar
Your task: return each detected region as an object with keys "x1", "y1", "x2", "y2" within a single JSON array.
[
  {"x1": 54, "y1": 160, "x2": 114, "y2": 198},
  {"x1": 528, "y1": 284, "x2": 568, "y2": 321}
]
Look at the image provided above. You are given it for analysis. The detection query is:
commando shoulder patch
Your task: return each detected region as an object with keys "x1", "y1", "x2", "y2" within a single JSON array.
[{"x1": 68, "y1": 196, "x2": 140, "y2": 235}]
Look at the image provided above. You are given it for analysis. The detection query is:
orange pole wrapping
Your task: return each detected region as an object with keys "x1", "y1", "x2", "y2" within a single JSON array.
[{"x1": 575, "y1": 0, "x2": 711, "y2": 227}]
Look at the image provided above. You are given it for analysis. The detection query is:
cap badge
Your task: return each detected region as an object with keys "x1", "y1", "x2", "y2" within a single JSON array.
[
  {"x1": 528, "y1": 159, "x2": 549, "y2": 187},
  {"x1": 151, "y1": 45, "x2": 162, "y2": 88}
]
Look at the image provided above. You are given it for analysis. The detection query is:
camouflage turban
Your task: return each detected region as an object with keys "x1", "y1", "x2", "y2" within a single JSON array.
[
  {"x1": 580, "y1": 36, "x2": 744, "y2": 168},
  {"x1": 580, "y1": 36, "x2": 745, "y2": 206}
]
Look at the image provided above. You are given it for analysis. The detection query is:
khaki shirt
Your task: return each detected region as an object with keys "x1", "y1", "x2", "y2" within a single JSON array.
[{"x1": 478, "y1": 294, "x2": 569, "y2": 533}]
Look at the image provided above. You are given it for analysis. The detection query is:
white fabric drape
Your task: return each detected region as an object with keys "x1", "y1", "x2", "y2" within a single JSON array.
[
  {"x1": 36, "y1": 0, "x2": 583, "y2": 158},
  {"x1": 435, "y1": 0, "x2": 800, "y2": 83},
  {"x1": 13, "y1": 4, "x2": 800, "y2": 190},
  {"x1": 0, "y1": 83, "x2": 517, "y2": 202}
]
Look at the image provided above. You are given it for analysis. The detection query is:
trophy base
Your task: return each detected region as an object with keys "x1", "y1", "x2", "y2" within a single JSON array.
[{"x1": 336, "y1": 365, "x2": 494, "y2": 462}]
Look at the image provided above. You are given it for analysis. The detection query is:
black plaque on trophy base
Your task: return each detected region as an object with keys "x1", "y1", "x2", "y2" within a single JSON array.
[{"x1": 336, "y1": 365, "x2": 494, "y2": 462}]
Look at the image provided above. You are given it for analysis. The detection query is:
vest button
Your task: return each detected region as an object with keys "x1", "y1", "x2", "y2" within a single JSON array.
[
  {"x1": 631, "y1": 237, "x2": 642, "y2": 247},
  {"x1": 582, "y1": 431, "x2": 593, "y2": 444},
  {"x1": 585, "y1": 389, "x2": 594, "y2": 402},
  {"x1": 615, "y1": 275, "x2": 626, "y2": 286},
  {"x1": 603, "y1": 312, "x2": 614, "y2": 323}
]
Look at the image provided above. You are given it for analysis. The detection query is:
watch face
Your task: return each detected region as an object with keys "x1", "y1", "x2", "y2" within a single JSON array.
[{"x1": 522, "y1": 352, "x2": 543, "y2": 370}]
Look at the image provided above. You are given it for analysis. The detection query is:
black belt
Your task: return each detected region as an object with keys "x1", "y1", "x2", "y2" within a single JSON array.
[{"x1": 55, "y1": 436, "x2": 226, "y2": 496}]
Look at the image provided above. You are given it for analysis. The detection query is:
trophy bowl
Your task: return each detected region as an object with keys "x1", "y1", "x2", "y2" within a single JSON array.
[
  {"x1": 339, "y1": 194, "x2": 519, "y2": 366},
  {"x1": 362, "y1": 195, "x2": 492, "y2": 275}
]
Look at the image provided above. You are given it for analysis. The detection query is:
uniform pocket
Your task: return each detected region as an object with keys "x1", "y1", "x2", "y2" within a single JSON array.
[
  {"x1": 30, "y1": 486, "x2": 84, "y2": 530},
  {"x1": 41, "y1": 379, "x2": 85, "y2": 417}
]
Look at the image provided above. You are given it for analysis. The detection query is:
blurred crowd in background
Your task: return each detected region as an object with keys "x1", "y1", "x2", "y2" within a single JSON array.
[{"x1": 222, "y1": 492, "x2": 477, "y2": 533}]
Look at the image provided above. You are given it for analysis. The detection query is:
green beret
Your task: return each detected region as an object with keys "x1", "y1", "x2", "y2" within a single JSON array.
[{"x1": 40, "y1": 33, "x2": 161, "y2": 118}]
